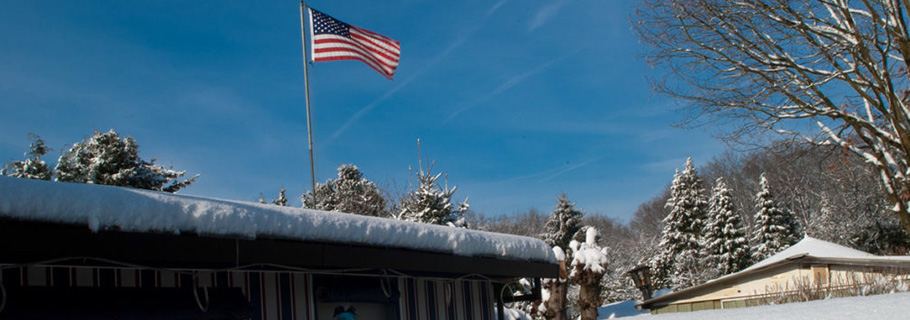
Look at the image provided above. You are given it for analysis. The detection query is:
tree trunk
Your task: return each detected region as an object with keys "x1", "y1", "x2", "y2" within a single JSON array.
[
  {"x1": 572, "y1": 267, "x2": 605, "y2": 320},
  {"x1": 541, "y1": 278, "x2": 568, "y2": 320},
  {"x1": 541, "y1": 259, "x2": 569, "y2": 320},
  {"x1": 577, "y1": 282, "x2": 601, "y2": 320}
]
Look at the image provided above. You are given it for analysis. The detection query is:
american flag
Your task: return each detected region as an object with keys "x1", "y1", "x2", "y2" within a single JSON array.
[{"x1": 308, "y1": 8, "x2": 401, "y2": 79}]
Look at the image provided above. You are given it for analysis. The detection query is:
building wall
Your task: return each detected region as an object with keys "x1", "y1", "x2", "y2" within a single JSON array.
[
  {"x1": 0, "y1": 264, "x2": 495, "y2": 320},
  {"x1": 652, "y1": 263, "x2": 910, "y2": 314},
  {"x1": 669, "y1": 264, "x2": 810, "y2": 305}
]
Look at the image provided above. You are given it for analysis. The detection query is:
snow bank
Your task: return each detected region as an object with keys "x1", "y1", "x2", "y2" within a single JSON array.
[
  {"x1": 0, "y1": 176, "x2": 555, "y2": 263},
  {"x1": 596, "y1": 300, "x2": 648, "y2": 319},
  {"x1": 494, "y1": 307, "x2": 533, "y2": 320}
]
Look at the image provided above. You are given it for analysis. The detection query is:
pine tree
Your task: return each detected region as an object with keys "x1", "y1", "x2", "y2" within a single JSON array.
[
  {"x1": 55, "y1": 129, "x2": 197, "y2": 192},
  {"x1": 751, "y1": 173, "x2": 801, "y2": 261},
  {"x1": 1, "y1": 134, "x2": 53, "y2": 180},
  {"x1": 397, "y1": 164, "x2": 468, "y2": 227},
  {"x1": 651, "y1": 157, "x2": 709, "y2": 289},
  {"x1": 542, "y1": 194, "x2": 584, "y2": 251},
  {"x1": 258, "y1": 194, "x2": 267, "y2": 204},
  {"x1": 704, "y1": 177, "x2": 752, "y2": 275},
  {"x1": 272, "y1": 188, "x2": 289, "y2": 206},
  {"x1": 303, "y1": 164, "x2": 388, "y2": 216}
]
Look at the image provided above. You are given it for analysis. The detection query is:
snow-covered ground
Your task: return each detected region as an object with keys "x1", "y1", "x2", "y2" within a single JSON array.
[
  {"x1": 597, "y1": 300, "x2": 649, "y2": 319},
  {"x1": 636, "y1": 292, "x2": 910, "y2": 320}
]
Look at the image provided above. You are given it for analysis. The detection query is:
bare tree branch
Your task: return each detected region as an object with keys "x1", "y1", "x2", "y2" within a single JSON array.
[{"x1": 636, "y1": 0, "x2": 910, "y2": 232}]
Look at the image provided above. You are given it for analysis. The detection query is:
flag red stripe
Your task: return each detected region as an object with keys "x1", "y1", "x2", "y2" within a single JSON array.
[
  {"x1": 313, "y1": 44, "x2": 397, "y2": 76},
  {"x1": 351, "y1": 26, "x2": 400, "y2": 48},
  {"x1": 351, "y1": 27, "x2": 400, "y2": 52},
  {"x1": 313, "y1": 52, "x2": 393, "y2": 77},
  {"x1": 313, "y1": 46, "x2": 396, "y2": 73},
  {"x1": 312, "y1": 41, "x2": 397, "y2": 75},
  {"x1": 348, "y1": 33, "x2": 400, "y2": 62},
  {"x1": 313, "y1": 37, "x2": 399, "y2": 65}
]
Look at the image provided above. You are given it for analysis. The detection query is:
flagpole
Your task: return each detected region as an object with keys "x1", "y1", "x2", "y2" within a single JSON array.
[{"x1": 299, "y1": 1, "x2": 317, "y2": 201}]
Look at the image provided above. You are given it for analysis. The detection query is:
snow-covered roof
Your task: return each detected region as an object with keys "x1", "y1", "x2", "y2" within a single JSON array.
[
  {"x1": 743, "y1": 236, "x2": 881, "y2": 271},
  {"x1": 0, "y1": 176, "x2": 556, "y2": 264}
]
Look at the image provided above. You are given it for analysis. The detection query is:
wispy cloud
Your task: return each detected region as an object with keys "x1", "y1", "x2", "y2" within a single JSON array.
[
  {"x1": 538, "y1": 158, "x2": 596, "y2": 183},
  {"x1": 326, "y1": 1, "x2": 509, "y2": 144},
  {"x1": 529, "y1": 0, "x2": 571, "y2": 32},
  {"x1": 445, "y1": 48, "x2": 583, "y2": 122},
  {"x1": 487, "y1": 0, "x2": 509, "y2": 17},
  {"x1": 494, "y1": 157, "x2": 600, "y2": 184}
]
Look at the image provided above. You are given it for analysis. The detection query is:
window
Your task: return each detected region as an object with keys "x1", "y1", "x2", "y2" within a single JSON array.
[{"x1": 312, "y1": 274, "x2": 399, "y2": 320}]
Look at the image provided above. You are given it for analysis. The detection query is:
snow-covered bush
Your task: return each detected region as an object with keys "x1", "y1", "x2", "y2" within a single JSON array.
[
  {"x1": 304, "y1": 164, "x2": 388, "y2": 216},
  {"x1": 1, "y1": 134, "x2": 52, "y2": 180},
  {"x1": 54, "y1": 129, "x2": 197, "y2": 193}
]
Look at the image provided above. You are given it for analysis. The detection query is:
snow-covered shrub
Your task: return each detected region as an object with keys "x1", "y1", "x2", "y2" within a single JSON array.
[
  {"x1": 54, "y1": 129, "x2": 196, "y2": 193},
  {"x1": 1, "y1": 134, "x2": 52, "y2": 180},
  {"x1": 304, "y1": 164, "x2": 388, "y2": 216}
]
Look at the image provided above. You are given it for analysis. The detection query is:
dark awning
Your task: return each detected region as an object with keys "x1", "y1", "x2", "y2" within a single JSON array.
[{"x1": 0, "y1": 219, "x2": 557, "y2": 279}]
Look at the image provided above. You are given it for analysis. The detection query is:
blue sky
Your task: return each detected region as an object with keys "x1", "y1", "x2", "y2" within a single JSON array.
[{"x1": 0, "y1": 0, "x2": 726, "y2": 222}]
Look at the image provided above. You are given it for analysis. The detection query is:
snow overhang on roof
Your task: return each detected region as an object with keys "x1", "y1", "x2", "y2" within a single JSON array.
[{"x1": 0, "y1": 176, "x2": 556, "y2": 266}]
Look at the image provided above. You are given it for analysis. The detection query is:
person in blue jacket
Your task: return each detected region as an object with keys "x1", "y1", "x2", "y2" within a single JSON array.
[{"x1": 333, "y1": 306, "x2": 356, "y2": 320}]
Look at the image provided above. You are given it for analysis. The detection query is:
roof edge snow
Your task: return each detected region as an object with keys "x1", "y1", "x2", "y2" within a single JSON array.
[{"x1": 0, "y1": 176, "x2": 556, "y2": 264}]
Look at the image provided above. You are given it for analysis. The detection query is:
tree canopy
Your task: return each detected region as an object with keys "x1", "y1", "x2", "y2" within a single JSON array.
[{"x1": 636, "y1": 0, "x2": 910, "y2": 233}]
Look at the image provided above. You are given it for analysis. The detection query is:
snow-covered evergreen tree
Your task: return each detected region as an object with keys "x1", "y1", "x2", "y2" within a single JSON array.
[
  {"x1": 54, "y1": 129, "x2": 197, "y2": 193},
  {"x1": 704, "y1": 177, "x2": 752, "y2": 274},
  {"x1": 1, "y1": 134, "x2": 52, "y2": 180},
  {"x1": 273, "y1": 188, "x2": 288, "y2": 206},
  {"x1": 396, "y1": 164, "x2": 468, "y2": 227},
  {"x1": 751, "y1": 173, "x2": 801, "y2": 261},
  {"x1": 542, "y1": 194, "x2": 584, "y2": 251},
  {"x1": 650, "y1": 157, "x2": 709, "y2": 290},
  {"x1": 258, "y1": 194, "x2": 267, "y2": 204},
  {"x1": 303, "y1": 164, "x2": 388, "y2": 217}
]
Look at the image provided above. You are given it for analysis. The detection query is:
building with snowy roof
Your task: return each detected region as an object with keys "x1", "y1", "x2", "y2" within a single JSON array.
[
  {"x1": 0, "y1": 176, "x2": 557, "y2": 320},
  {"x1": 640, "y1": 236, "x2": 910, "y2": 314}
]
